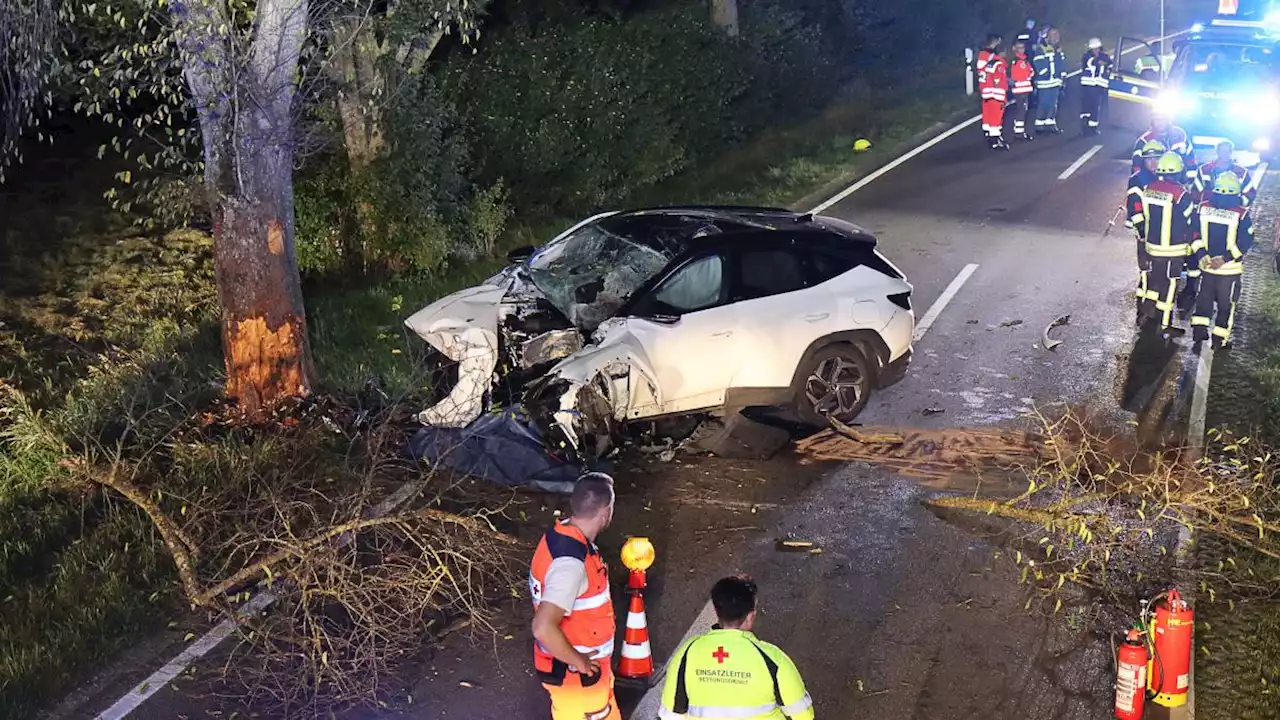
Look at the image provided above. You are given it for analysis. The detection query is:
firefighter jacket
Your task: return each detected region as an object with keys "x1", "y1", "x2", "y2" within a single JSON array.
[
  {"x1": 1080, "y1": 50, "x2": 1114, "y2": 87},
  {"x1": 1010, "y1": 52, "x2": 1035, "y2": 95},
  {"x1": 977, "y1": 49, "x2": 1009, "y2": 103},
  {"x1": 1131, "y1": 128, "x2": 1193, "y2": 174},
  {"x1": 529, "y1": 522, "x2": 616, "y2": 685},
  {"x1": 1032, "y1": 43, "x2": 1067, "y2": 89},
  {"x1": 1141, "y1": 179, "x2": 1196, "y2": 258},
  {"x1": 659, "y1": 627, "x2": 814, "y2": 720},
  {"x1": 1194, "y1": 160, "x2": 1257, "y2": 206},
  {"x1": 1126, "y1": 168, "x2": 1158, "y2": 235},
  {"x1": 1192, "y1": 200, "x2": 1254, "y2": 275}
]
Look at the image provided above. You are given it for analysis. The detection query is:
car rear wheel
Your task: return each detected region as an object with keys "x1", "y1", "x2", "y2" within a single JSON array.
[{"x1": 795, "y1": 344, "x2": 873, "y2": 427}]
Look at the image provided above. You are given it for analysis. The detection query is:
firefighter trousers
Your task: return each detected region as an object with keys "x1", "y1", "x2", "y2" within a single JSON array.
[
  {"x1": 1145, "y1": 255, "x2": 1184, "y2": 330},
  {"x1": 543, "y1": 667, "x2": 621, "y2": 720},
  {"x1": 1035, "y1": 86, "x2": 1061, "y2": 131},
  {"x1": 1010, "y1": 93, "x2": 1033, "y2": 135},
  {"x1": 1191, "y1": 273, "x2": 1242, "y2": 344},
  {"x1": 981, "y1": 99, "x2": 1005, "y2": 138},
  {"x1": 1080, "y1": 85, "x2": 1105, "y2": 128}
]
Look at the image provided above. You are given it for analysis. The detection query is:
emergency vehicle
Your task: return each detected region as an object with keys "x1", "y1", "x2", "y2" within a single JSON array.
[{"x1": 1109, "y1": 3, "x2": 1280, "y2": 163}]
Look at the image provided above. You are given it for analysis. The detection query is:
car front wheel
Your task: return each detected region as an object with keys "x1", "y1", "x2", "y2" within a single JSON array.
[{"x1": 795, "y1": 344, "x2": 873, "y2": 427}]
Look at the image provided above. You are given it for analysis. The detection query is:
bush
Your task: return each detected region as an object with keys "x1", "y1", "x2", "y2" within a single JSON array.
[
  {"x1": 294, "y1": 76, "x2": 512, "y2": 278},
  {"x1": 441, "y1": 0, "x2": 846, "y2": 215}
]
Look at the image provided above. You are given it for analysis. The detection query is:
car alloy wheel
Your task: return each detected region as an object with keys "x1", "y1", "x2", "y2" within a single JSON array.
[{"x1": 804, "y1": 355, "x2": 867, "y2": 423}]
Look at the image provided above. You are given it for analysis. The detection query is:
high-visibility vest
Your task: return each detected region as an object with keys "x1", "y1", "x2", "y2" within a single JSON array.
[
  {"x1": 977, "y1": 49, "x2": 1008, "y2": 103},
  {"x1": 1142, "y1": 180, "x2": 1196, "y2": 257},
  {"x1": 1010, "y1": 55, "x2": 1035, "y2": 94},
  {"x1": 1193, "y1": 203, "x2": 1252, "y2": 275},
  {"x1": 1033, "y1": 45, "x2": 1065, "y2": 88},
  {"x1": 1081, "y1": 52, "x2": 1113, "y2": 87},
  {"x1": 659, "y1": 628, "x2": 814, "y2": 720},
  {"x1": 1195, "y1": 161, "x2": 1257, "y2": 206},
  {"x1": 529, "y1": 521, "x2": 616, "y2": 685}
]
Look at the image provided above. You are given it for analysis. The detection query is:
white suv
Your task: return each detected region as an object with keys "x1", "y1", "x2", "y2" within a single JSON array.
[{"x1": 405, "y1": 206, "x2": 915, "y2": 455}]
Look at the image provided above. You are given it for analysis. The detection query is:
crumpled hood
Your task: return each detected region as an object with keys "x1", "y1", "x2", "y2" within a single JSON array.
[{"x1": 403, "y1": 269, "x2": 523, "y2": 361}]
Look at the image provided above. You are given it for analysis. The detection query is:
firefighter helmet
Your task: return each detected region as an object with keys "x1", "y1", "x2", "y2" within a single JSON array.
[
  {"x1": 1141, "y1": 140, "x2": 1167, "y2": 158},
  {"x1": 1088, "y1": 38, "x2": 1103, "y2": 49},
  {"x1": 1157, "y1": 151, "x2": 1185, "y2": 175},
  {"x1": 1214, "y1": 171, "x2": 1243, "y2": 195}
]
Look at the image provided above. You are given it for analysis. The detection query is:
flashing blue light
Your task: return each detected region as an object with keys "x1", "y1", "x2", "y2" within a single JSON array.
[{"x1": 1192, "y1": 23, "x2": 1205, "y2": 33}]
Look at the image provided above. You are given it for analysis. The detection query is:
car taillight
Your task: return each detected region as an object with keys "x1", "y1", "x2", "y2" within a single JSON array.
[{"x1": 888, "y1": 291, "x2": 911, "y2": 310}]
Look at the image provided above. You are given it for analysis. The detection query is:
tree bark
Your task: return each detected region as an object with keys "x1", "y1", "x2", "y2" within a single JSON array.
[
  {"x1": 710, "y1": 0, "x2": 739, "y2": 37},
  {"x1": 172, "y1": 0, "x2": 315, "y2": 416}
]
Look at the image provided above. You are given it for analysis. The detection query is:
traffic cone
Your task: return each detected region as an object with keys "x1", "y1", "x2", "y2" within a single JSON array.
[{"x1": 617, "y1": 590, "x2": 653, "y2": 679}]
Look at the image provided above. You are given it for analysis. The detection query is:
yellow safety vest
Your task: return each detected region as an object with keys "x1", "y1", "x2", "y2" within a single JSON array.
[
  {"x1": 1193, "y1": 206, "x2": 1249, "y2": 275},
  {"x1": 659, "y1": 628, "x2": 814, "y2": 720},
  {"x1": 1142, "y1": 186, "x2": 1194, "y2": 257}
]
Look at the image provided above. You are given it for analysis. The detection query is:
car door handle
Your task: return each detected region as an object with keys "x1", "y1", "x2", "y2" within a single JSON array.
[
  {"x1": 804, "y1": 313, "x2": 830, "y2": 322},
  {"x1": 712, "y1": 330, "x2": 733, "y2": 338}
]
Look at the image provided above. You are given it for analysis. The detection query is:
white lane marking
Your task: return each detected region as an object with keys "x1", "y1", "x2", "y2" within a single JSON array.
[
  {"x1": 1187, "y1": 161, "x2": 1269, "y2": 459},
  {"x1": 913, "y1": 263, "x2": 980, "y2": 342},
  {"x1": 94, "y1": 477, "x2": 431, "y2": 718},
  {"x1": 629, "y1": 262, "x2": 979, "y2": 718},
  {"x1": 1059, "y1": 144, "x2": 1105, "y2": 180},
  {"x1": 807, "y1": 30, "x2": 1187, "y2": 215}
]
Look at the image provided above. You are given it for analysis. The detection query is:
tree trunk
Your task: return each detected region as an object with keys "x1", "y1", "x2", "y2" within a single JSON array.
[
  {"x1": 710, "y1": 0, "x2": 739, "y2": 36},
  {"x1": 172, "y1": 0, "x2": 315, "y2": 417},
  {"x1": 335, "y1": 19, "x2": 386, "y2": 172}
]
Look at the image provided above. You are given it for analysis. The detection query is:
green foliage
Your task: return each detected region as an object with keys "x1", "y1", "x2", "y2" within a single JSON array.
[
  {"x1": 295, "y1": 76, "x2": 512, "y2": 277},
  {"x1": 441, "y1": 0, "x2": 843, "y2": 215}
]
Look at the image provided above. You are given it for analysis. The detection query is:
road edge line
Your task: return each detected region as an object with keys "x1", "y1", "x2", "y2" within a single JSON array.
[
  {"x1": 1059, "y1": 144, "x2": 1105, "y2": 180},
  {"x1": 913, "y1": 263, "x2": 979, "y2": 342}
]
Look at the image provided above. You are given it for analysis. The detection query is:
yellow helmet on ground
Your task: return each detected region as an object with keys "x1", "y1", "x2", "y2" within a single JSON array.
[
  {"x1": 853, "y1": 138, "x2": 872, "y2": 152},
  {"x1": 1141, "y1": 140, "x2": 1167, "y2": 158},
  {"x1": 1156, "y1": 151, "x2": 1185, "y2": 175},
  {"x1": 1214, "y1": 171, "x2": 1243, "y2": 195}
]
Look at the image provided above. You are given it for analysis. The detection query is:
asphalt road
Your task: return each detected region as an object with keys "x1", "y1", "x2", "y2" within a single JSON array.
[{"x1": 61, "y1": 64, "x2": 1207, "y2": 720}]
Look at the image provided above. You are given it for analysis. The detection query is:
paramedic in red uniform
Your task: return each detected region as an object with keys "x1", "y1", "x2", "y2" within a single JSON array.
[{"x1": 977, "y1": 33, "x2": 1010, "y2": 150}]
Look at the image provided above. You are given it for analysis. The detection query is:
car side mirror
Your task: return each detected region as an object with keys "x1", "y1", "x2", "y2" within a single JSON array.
[{"x1": 506, "y1": 245, "x2": 536, "y2": 263}]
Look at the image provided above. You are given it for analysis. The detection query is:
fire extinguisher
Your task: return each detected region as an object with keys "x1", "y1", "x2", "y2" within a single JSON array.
[
  {"x1": 1114, "y1": 627, "x2": 1148, "y2": 720},
  {"x1": 1146, "y1": 589, "x2": 1194, "y2": 708}
]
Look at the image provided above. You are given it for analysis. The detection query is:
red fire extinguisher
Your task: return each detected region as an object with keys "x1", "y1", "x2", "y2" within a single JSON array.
[
  {"x1": 1147, "y1": 589, "x2": 1194, "y2": 708},
  {"x1": 1114, "y1": 628, "x2": 1148, "y2": 720}
]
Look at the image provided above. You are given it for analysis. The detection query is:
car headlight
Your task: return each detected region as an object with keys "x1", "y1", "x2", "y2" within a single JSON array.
[
  {"x1": 1256, "y1": 96, "x2": 1280, "y2": 123},
  {"x1": 1154, "y1": 92, "x2": 1197, "y2": 118}
]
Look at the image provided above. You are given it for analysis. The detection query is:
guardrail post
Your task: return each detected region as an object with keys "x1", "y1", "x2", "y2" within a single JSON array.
[{"x1": 965, "y1": 48, "x2": 974, "y2": 96}]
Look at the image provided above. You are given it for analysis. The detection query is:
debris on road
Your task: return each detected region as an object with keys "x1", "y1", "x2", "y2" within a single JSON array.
[
  {"x1": 1042, "y1": 314, "x2": 1071, "y2": 351},
  {"x1": 1000, "y1": 319, "x2": 1024, "y2": 328},
  {"x1": 688, "y1": 412, "x2": 791, "y2": 460},
  {"x1": 794, "y1": 418, "x2": 1045, "y2": 479},
  {"x1": 922, "y1": 407, "x2": 945, "y2": 416},
  {"x1": 775, "y1": 536, "x2": 817, "y2": 552}
]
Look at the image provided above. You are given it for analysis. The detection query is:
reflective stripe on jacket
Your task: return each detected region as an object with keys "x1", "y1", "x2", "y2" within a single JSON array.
[
  {"x1": 1032, "y1": 44, "x2": 1066, "y2": 88},
  {"x1": 1192, "y1": 202, "x2": 1253, "y2": 275},
  {"x1": 1142, "y1": 180, "x2": 1196, "y2": 257},
  {"x1": 1194, "y1": 161, "x2": 1257, "y2": 206},
  {"x1": 530, "y1": 521, "x2": 616, "y2": 685},
  {"x1": 659, "y1": 628, "x2": 814, "y2": 720},
  {"x1": 1080, "y1": 51, "x2": 1113, "y2": 87}
]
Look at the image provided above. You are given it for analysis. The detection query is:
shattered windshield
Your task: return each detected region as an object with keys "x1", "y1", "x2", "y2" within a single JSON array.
[{"x1": 525, "y1": 220, "x2": 676, "y2": 331}]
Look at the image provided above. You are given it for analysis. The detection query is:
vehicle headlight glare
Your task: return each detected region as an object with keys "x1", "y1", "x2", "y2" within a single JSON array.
[{"x1": 1154, "y1": 92, "x2": 1193, "y2": 118}]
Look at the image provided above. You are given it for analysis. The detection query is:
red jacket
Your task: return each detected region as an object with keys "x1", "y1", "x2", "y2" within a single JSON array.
[
  {"x1": 1010, "y1": 53, "x2": 1035, "y2": 95},
  {"x1": 977, "y1": 49, "x2": 1009, "y2": 103}
]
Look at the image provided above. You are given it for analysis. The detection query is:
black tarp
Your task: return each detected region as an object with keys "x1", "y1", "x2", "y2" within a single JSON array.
[{"x1": 408, "y1": 405, "x2": 609, "y2": 494}]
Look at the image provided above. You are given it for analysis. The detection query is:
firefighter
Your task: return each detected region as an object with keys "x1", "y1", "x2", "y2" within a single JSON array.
[
  {"x1": 530, "y1": 473, "x2": 621, "y2": 720},
  {"x1": 1080, "y1": 38, "x2": 1113, "y2": 135},
  {"x1": 1138, "y1": 152, "x2": 1197, "y2": 335},
  {"x1": 1132, "y1": 111, "x2": 1193, "y2": 176},
  {"x1": 1190, "y1": 171, "x2": 1254, "y2": 350},
  {"x1": 1009, "y1": 40, "x2": 1036, "y2": 140},
  {"x1": 1033, "y1": 26, "x2": 1067, "y2": 134},
  {"x1": 659, "y1": 575, "x2": 814, "y2": 720},
  {"x1": 1128, "y1": 140, "x2": 1167, "y2": 323},
  {"x1": 1194, "y1": 140, "x2": 1257, "y2": 206},
  {"x1": 977, "y1": 33, "x2": 1010, "y2": 150}
]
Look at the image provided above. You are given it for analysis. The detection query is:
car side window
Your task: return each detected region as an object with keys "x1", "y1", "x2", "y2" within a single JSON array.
[
  {"x1": 735, "y1": 248, "x2": 807, "y2": 301},
  {"x1": 808, "y1": 251, "x2": 858, "y2": 284},
  {"x1": 650, "y1": 255, "x2": 726, "y2": 313}
]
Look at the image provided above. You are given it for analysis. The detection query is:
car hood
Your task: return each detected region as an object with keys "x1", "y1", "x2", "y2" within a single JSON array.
[{"x1": 403, "y1": 267, "x2": 533, "y2": 361}]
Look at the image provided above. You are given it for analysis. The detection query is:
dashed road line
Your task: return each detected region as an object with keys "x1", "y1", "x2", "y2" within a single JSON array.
[{"x1": 1059, "y1": 144, "x2": 1105, "y2": 180}]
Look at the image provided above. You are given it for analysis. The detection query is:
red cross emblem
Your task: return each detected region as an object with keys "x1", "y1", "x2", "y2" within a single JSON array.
[{"x1": 712, "y1": 646, "x2": 729, "y2": 664}]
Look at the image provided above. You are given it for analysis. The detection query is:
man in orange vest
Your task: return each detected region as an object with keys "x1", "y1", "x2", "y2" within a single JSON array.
[
  {"x1": 977, "y1": 33, "x2": 1010, "y2": 150},
  {"x1": 530, "y1": 472, "x2": 621, "y2": 720}
]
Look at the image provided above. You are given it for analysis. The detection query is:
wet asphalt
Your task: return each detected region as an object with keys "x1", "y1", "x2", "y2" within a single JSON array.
[{"x1": 59, "y1": 62, "x2": 1220, "y2": 720}]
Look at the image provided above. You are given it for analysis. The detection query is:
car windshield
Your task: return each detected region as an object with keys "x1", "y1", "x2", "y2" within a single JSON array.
[
  {"x1": 525, "y1": 220, "x2": 676, "y2": 331},
  {"x1": 1172, "y1": 42, "x2": 1280, "y2": 86}
]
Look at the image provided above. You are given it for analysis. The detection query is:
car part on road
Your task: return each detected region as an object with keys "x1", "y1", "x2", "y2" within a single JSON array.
[
  {"x1": 775, "y1": 535, "x2": 816, "y2": 552},
  {"x1": 688, "y1": 412, "x2": 791, "y2": 460},
  {"x1": 795, "y1": 344, "x2": 873, "y2": 427},
  {"x1": 1042, "y1": 314, "x2": 1071, "y2": 350}
]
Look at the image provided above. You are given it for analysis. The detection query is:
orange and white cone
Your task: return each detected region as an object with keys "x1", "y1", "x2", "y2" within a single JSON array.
[{"x1": 617, "y1": 591, "x2": 653, "y2": 678}]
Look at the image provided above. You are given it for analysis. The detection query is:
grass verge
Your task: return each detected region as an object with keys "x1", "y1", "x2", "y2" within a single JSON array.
[{"x1": 1, "y1": 69, "x2": 979, "y2": 719}]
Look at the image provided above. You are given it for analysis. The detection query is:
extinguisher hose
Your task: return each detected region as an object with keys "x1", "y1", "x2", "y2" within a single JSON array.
[{"x1": 1141, "y1": 596, "x2": 1167, "y2": 701}]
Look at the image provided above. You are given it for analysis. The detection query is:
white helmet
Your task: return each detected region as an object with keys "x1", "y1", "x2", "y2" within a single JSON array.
[{"x1": 1088, "y1": 38, "x2": 1103, "y2": 49}]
